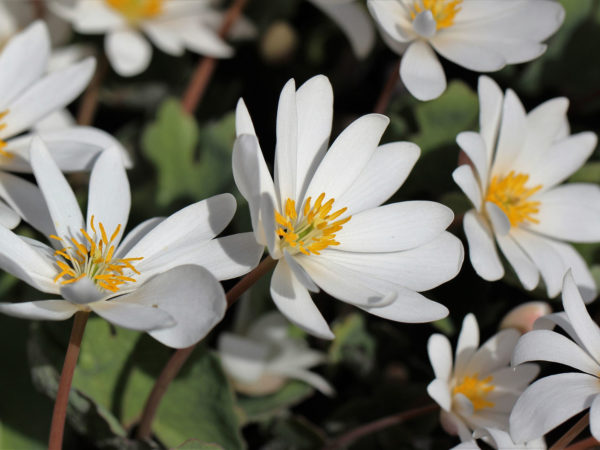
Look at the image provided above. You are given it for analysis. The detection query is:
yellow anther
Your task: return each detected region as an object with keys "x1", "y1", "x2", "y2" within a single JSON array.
[
  {"x1": 0, "y1": 109, "x2": 13, "y2": 159},
  {"x1": 411, "y1": 0, "x2": 462, "y2": 30},
  {"x1": 453, "y1": 374, "x2": 495, "y2": 411},
  {"x1": 485, "y1": 171, "x2": 542, "y2": 227},
  {"x1": 105, "y1": 0, "x2": 163, "y2": 22}
]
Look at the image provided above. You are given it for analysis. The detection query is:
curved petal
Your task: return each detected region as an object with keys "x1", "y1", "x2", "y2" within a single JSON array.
[
  {"x1": 465, "y1": 328, "x2": 520, "y2": 375},
  {"x1": 455, "y1": 314, "x2": 480, "y2": 379},
  {"x1": 366, "y1": 0, "x2": 414, "y2": 44},
  {"x1": 274, "y1": 78, "x2": 298, "y2": 205},
  {"x1": 490, "y1": 89, "x2": 527, "y2": 177},
  {"x1": 0, "y1": 199, "x2": 19, "y2": 228},
  {"x1": 0, "y1": 299, "x2": 78, "y2": 321},
  {"x1": 463, "y1": 210, "x2": 504, "y2": 281},
  {"x1": 431, "y1": 35, "x2": 506, "y2": 72},
  {"x1": 91, "y1": 299, "x2": 175, "y2": 332},
  {"x1": 590, "y1": 395, "x2": 600, "y2": 442},
  {"x1": 337, "y1": 142, "x2": 420, "y2": 215},
  {"x1": 428, "y1": 333, "x2": 453, "y2": 381},
  {"x1": 105, "y1": 29, "x2": 152, "y2": 77},
  {"x1": 485, "y1": 202, "x2": 510, "y2": 236},
  {"x1": 456, "y1": 131, "x2": 488, "y2": 190},
  {"x1": 453, "y1": 165, "x2": 483, "y2": 212},
  {"x1": 489, "y1": 363, "x2": 539, "y2": 391},
  {"x1": 496, "y1": 234, "x2": 539, "y2": 291},
  {"x1": 217, "y1": 332, "x2": 269, "y2": 383},
  {"x1": 400, "y1": 40, "x2": 446, "y2": 101},
  {"x1": 545, "y1": 239, "x2": 596, "y2": 303},
  {"x1": 477, "y1": 76, "x2": 503, "y2": 164},
  {"x1": 510, "y1": 374, "x2": 598, "y2": 444},
  {"x1": 269, "y1": 260, "x2": 334, "y2": 340},
  {"x1": 171, "y1": 19, "x2": 233, "y2": 58},
  {"x1": 428, "y1": 378, "x2": 451, "y2": 411},
  {"x1": 360, "y1": 287, "x2": 448, "y2": 323},
  {"x1": 336, "y1": 201, "x2": 453, "y2": 253}
]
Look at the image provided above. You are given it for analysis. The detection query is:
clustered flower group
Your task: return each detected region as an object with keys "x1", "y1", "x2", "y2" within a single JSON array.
[{"x1": 2, "y1": 0, "x2": 600, "y2": 448}]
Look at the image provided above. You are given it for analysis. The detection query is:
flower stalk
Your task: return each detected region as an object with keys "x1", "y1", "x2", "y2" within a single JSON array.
[
  {"x1": 48, "y1": 310, "x2": 90, "y2": 450},
  {"x1": 136, "y1": 255, "x2": 277, "y2": 440},
  {"x1": 373, "y1": 60, "x2": 400, "y2": 115},
  {"x1": 77, "y1": 54, "x2": 109, "y2": 126},
  {"x1": 550, "y1": 413, "x2": 590, "y2": 450}
]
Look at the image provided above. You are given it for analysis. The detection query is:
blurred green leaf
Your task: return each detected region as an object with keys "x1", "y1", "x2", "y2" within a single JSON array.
[
  {"x1": 410, "y1": 81, "x2": 478, "y2": 153},
  {"x1": 330, "y1": 314, "x2": 376, "y2": 375},
  {"x1": 267, "y1": 416, "x2": 326, "y2": 449},
  {"x1": 237, "y1": 381, "x2": 314, "y2": 424},
  {"x1": 141, "y1": 99, "x2": 236, "y2": 206},
  {"x1": 174, "y1": 440, "x2": 224, "y2": 450},
  {"x1": 569, "y1": 162, "x2": 600, "y2": 183}
]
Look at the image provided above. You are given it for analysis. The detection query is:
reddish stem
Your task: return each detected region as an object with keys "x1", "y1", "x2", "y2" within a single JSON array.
[
  {"x1": 77, "y1": 55, "x2": 109, "y2": 126},
  {"x1": 373, "y1": 61, "x2": 400, "y2": 115},
  {"x1": 565, "y1": 436, "x2": 600, "y2": 450},
  {"x1": 550, "y1": 413, "x2": 591, "y2": 450}
]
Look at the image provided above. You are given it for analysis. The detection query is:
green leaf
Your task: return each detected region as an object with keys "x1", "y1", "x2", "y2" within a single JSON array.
[
  {"x1": 410, "y1": 81, "x2": 478, "y2": 153},
  {"x1": 175, "y1": 440, "x2": 224, "y2": 450},
  {"x1": 329, "y1": 314, "x2": 376, "y2": 375},
  {"x1": 569, "y1": 162, "x2": 600, "y2": 183},
  {"x1": 141, "y1": 99, "x2": 236, "y2": 206},
  {"x1": 237, "y1": 381, "x2": 314, "y2": 424}
]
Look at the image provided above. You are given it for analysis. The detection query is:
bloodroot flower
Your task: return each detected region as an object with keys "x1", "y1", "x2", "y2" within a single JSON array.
[
  {"x1": 511, "y1": 271, "x2": 600, "y2": 444},
  {"x1": 367, "y1": 0, "x2": 564, "y2": 100},
  {"x1": 233, "y1": 75, "x2": 463, "y2": 339},
  {"x1": 0, "y1": 138, "x2": 262, "y2": 348},
  {"x1": 454, "y1": 76, "x2": 600, "y2": 300},
  {"x1": 427, "y1": 314, "x2": 539, "y2": 442}
]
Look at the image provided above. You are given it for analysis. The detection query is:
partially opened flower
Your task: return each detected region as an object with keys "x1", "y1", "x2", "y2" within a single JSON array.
[
  {"x1": 306, "y1": 0, "x2": 375, "y2": 59},
  {"x1": 0, "y1": 138, "x2": 262, "y2": 348},
  {"x1": 451, "y1": 428, "x2": 545, "y2": 449},
  {"x1": 427, "y1": 314, "x2": 539, "y2": 442},
  {"x1": 367, "y1": 0, "x2": 564, "y2": 100},
  {"x1": 50, "y1": 0, "x2": 245, "y2": 77},
  {"x1": 218, "y1": 311, "x2": 334, "y2": 396},
  {"x1": 0, "y1": 21, "x2": 130, "y2": 229},
  {"x1": 233, "y1": 75, "x2": 463, "y2": 339},
  {"x1": 499, "y1": 301, "x2": 551, "y2": 334},
  {"x1": 511, "y1": 271, "x2": 600, "y2": 443},
  {"x1": 454, "y1": 76, "x2": 600, "y2": 301}
]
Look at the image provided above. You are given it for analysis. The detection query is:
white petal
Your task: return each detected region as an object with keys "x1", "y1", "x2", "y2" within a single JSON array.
[
  {"x1": 455, "y1": 314, "x2": 480, "y2": 379},
  {"x1": 113, "y1": 265, "x2": 226, "y2": 348},
  {"x1": 477, "y1": 76, "x2": 503, "y2": 164},
  {"x1": 86, "y1": 148, "x2": 130, "y2": 247},
  {"x1": 463, "y1": 210, "x2": 504, "y2": 281},
  {"x1": 217, "y1": 332, "x2": 269, "y2": 383},
  {"x1": 30, "y1": 137, "x2": 84, "y2": 239},
  {"x1": 268, "y1": 364, "x2": 334, "y2": 396},
  {"x1": 170, "y1": 19, "x2": 233, "y2": 58},
  {"x1": 453, "y1": 165, "x2": 483, "y2": 212},
  {"x1": 360, "y1": 287, "x2": 448, "y2": 323},
  {"x1": 400, "y1": 41, "x2": 446, "y2": 101},
  {"x1": 337, "y1": 142, "x2": 420, "y2": 214},
  {"x1": 528, "y1": 184, "x2": 600, "y2": 242},
  {"x1": 57, "y1": 1, "x2": 125, "y2": 33},
  {"x1": 427, "y1": 378, "x2": 451, "y2": 411},
  {"x1": 366, "y1": 0, "x2": 414, "y2": 44},
  {"x1": 428, "y1": 333, "x2": 453, "y2": 381},
  {"x1": 1, "y1": 58, "x2": 95, "y2": 138},
  {"x1": 495, "y1": 234, "x2": 539, "y2": 291},
  {"x1": 336, "y1": 201, "x2": 453, "y2": 253},
  {"x1": 413, "y1": 11, "x2": 436, "y2": 38},
  {"x1": 60, "y1": 277, "x2": 105, "y2": 305},
  {"x1": 235, "y1": 98, "x2": 257, "y2": 137},
  {"x1": 485, "y1": 202, "x2": 510, "y2": 236},
  {"x1": 431, "y1": 34, "x2": 506, "y2": 72},
  {"x1": 0, "y1": 299, "x2": 78, "y2": 321},
  {"x1": 456, "y1": 131, "x2": 488, "y2": 191},
  {"x1": 141, "y1": 21, "x2": 185, "y2": 56},
  {"x1": 562, "y1": 271, "x2": 600, "y2": 365},
  {"x1": 465, "y1": 328, "x2": 520, "y2": 375},
  {"x1": 533, "y1": 312, "x2": 585, "y2": 349},
  {"x1": 590, "y1": 395, "x2": 600, "y2": 442},
  {"x1": 510, "y1": 374, "x2": 598, "y2": 444},
  {"x1": 284, "y1": 251, "x2": 319, "y2": 293},
  {"x1": 0, "y1": 21, "x2": 49, "y2": 108},
  {"x1": 91, "y1": 299, "x2": 175, "y2": 332},
  {"x1": 269, "y1": 260, "x2": 334, "y2": 340},
  {"x1": 545, "y1": 240, "x2": 596, "y2": 303},
  {"x1": 0, "y1": 199, "x2": 19, "y2": 229},
  {"x1": 309, "y1": 0, "x2": 375, "y2": 58},
  {"x1": 115, "y1": 217, "x2": 164, "y2": 259},
  {"x1": 512, "y1": 329, "x2": 600, "y2": 376},
  {"x1": 489, "y1": 364, "x2": 539, "y2": 391},
  {"x1": 304, "y1": 114, "x2": 389, "y2": 204},
  {"x1": 105, "y1": 29, "x2": 152, "y2": 77},
  {"x1": 274, "y1": 79, "x2": 298, "y2": 205},
  {"x1": 490, "y1": 89, "x2": 527, "y2": 177},
  {"x1": 295, "y1": 75, "x2": 333, "y2": 201}
]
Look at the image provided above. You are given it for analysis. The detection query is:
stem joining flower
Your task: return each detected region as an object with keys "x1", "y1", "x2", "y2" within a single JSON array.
[
  {"x1": 0, "y1": 109, "x2": 13, "y2": 159},
  {"x1": 105, "y1": 0, "x2": 164, "y2": 22},
  {"x1": 275, "y1": 193, "x2": 351, "y2": 256},
  {"x1": 453, "y1": 374, "x2": 495, "y2": 411},
  {"x1": 52, "y1": 215, "x2": 143, "y2": 293},
  {"x1": 410, "y1": 0, "x2": 462, "y2": 30},
  {"x1": 485, "y1": 171, "x2": 542, "y2": 227}
]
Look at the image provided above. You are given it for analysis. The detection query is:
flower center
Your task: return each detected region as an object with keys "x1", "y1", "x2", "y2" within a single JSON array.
[
  {"x1": 105, "y1": 0, "x2": 164, "y2": 22},
  {"x1": 51, "y1": 216, "x2": 143, "y2": 293},
  {"x1": 453, "y1": 374, "x2": 495, "y2": 412},
  {"x1": 485, "y1": 171, "x2": 542, "y2": 227},
  {"x1": 410, "y1": 0, "x2": 462, "y2": 30},
  {"x1": 275, "y1": 193, "x2": 351, "y2": 256},
  {"x1": 0, "y1": 110, "x2": 13, "y2": 159}
]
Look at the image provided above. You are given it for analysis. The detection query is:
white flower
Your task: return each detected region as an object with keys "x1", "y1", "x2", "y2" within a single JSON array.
[
  {"x1": 218, "y1": 311, "x2": 334, "y2": 396},
  {"x1": 0, "y1": 137, "x2": 262, "y2": 348},
  {"x1": 233, "y1": 74, "x2": 463, "y2": 339},
  {"x1": 306, "y1": 0, "x2": 375, "y2": 59},
  {"x1": 499, "y1": 301, "x2": 551, "y2": 334},
  {"x1": 510, "y1": 271, "x2": 600, "y2": 444},
  {"x1": 0, "y1": 21, "x2": 130, "y2": 229},
  {"x1": 50, "y1": 0, "x2": 241, "y2": 77},
  {"x1": 452, "y1": 428, "x2": 545, "y2": 449},
  {"x1": 453, "y1": 76, "x2": 600, "y2": 301},
  {"x1": 427, "y1": 314, "x2": 539, "y2": 442},
  {"x1": 367, "y1": 0, "x2": 564, "y2": 101}
]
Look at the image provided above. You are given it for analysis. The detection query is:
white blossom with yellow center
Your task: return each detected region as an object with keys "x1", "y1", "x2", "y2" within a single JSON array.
[
  {"x1": 453, "y1": 76, "x2": 600, "y2": 300},
  {"x1": 233, "y1": 75, "x2": 464, "y2": 339},
  {"x1": 50, "y1": 0, "x2": 257, "y2": 77},
  {"x1": 367, "y1": 0, "x2": 564, "y2": 100},
  {"x1": 0, "y1": 138, "x2": 263, "y2": 348},
  {"x1": 427, "y1": 314, "x2": 539, "y2": 443},
  {"x1": 0, "y1": 21, "x2": 130, "y2": 231}
]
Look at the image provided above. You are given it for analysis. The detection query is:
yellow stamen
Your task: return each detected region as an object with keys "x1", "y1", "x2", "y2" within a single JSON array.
[
  {"x1": 52, "y1": 220, "x2": 143, "y2": 294},
  {"x1": 485, "y1": 171, "x2": 542, "y2": 227},
  {"x1": 105, "y1": 0, "x2": 164, "y2": 22},
  {"x1": 453, "y1": 374, "x2": 495, "y2": 411},
  {"x1": 0, "y1": 109, "x2": 13, "y2": 159},
  {"x1": 275, "y1": 193, "x2": 351, "y2": 256},
  {"x1": 410, "y1": 0, "x2": 462, "y2": 30}
]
